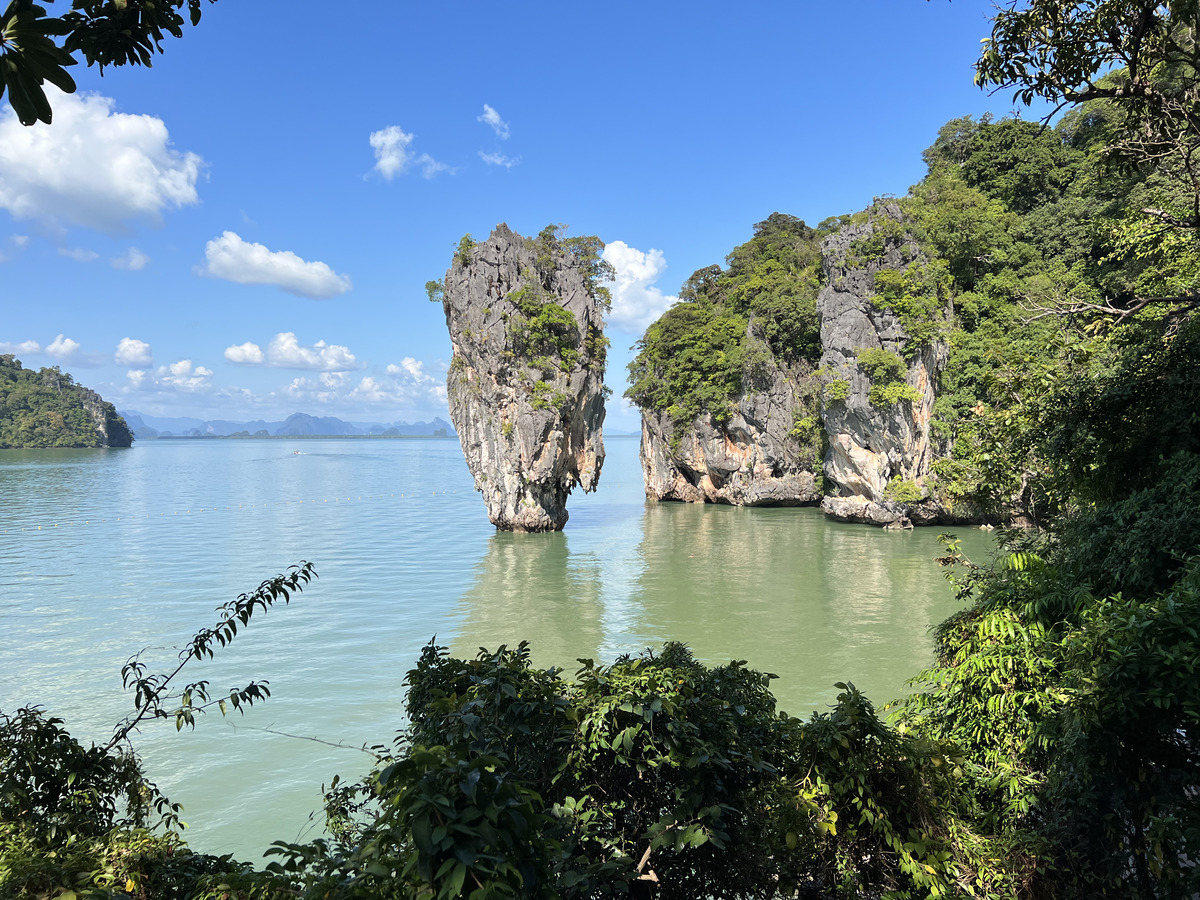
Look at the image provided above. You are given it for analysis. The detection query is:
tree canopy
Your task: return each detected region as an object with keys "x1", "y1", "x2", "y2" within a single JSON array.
[
  {"x1": 0, "y1": 353, "x2": 132, "y2": 448},
  {"x1": 0, "y1": 0, "x2": 215, "y2": 125}
]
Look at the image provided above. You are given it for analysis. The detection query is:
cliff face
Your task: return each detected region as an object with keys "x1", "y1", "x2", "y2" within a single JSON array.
[
  {"x1": 0, "y1": 354, "x2": 132, "y2": 449},
  {"x1": 441, "y1": 225, "x2": 607, "y2": 532},
  {"x1": 78, "y1": 385, "x2": 134, "y2": 448},
  {"x1": 816, "y1": 204, "x2": 948, "y2": 528},
  {"x1": 640, "y1": 333, "x2": 821, "y2": 506},
  {"x1": 633, "y1": 204, "x2": 966, "y2": 526}
]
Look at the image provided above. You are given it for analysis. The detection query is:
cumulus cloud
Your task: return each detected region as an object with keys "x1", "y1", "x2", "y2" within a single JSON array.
[
  {"x1": 46, "y1": 334, "x2": 81, "y2": 360},
  {"x1": 201, "y1": 231, "x2": 352, "y2": 299},
  {"x1": 601, "y1": 241, "x2": 678, "y2": 334},
  {"x1": 58, "y1": 247, "x2": 99, "y2": 262},
  {"x1": 479, "y1": 151, "x2": 520, "y2": 169},
  {"x1": 115, "y1": 337, "x2": 152, "y2": 367},
  {"x1": 224, "y1": 341, "x2": 265, "y2": 364},
  {"x1": 156, "y1": 359, "x2": 213, "y2": 392},
  {"x1": 477, "y1": 104, "x2": 510, "y2": 139},
  {"x1": 369, "y1": 125, "x2": 451, "y2": 180},
  {"x1": 0, "y1": 339, "x2": 41, "y2": 354},
  {"x1": 387, "y1": 357, "x2": 429, "y2": 380},
  {"x1": 266, "y1": 332, "x2": 356, "y2": 371},
  {"x1": 0, "y1": 92, "x2": 203, "y2": 233},
  {"x1": 284, "y1": 356, "x2": 447, "y2": 410},
  {"x1": 112, "y1": 247, "x2": 150, "y2": 270}
]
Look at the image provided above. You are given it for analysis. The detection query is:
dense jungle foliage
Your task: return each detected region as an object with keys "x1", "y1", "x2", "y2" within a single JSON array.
[
  {"x1": 0, "y1": 355, "x2": 132, "y2": 449},
  {"x1": 4, "y1": 2, "x2": 1200, "y2": 897},
  {"x1": 625, "y1": 213, "x2": 824, "y2": 437}
]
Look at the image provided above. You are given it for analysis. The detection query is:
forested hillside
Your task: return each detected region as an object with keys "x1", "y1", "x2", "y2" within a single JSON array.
[
  {"x1": 2, "y1": 2, "x2": 1198, "y2": 897},
  {"x1": 0, "y1": 355, "x2": 132, "y2": 449},
  {"x1": 627, "y1": 105, "x2": 1198, "y2": 525}
]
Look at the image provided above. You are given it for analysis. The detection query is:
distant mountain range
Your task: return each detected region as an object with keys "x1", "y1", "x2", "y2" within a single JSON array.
[{"x1": 120, "y1": 410, "x2": 456, "y2": 439}]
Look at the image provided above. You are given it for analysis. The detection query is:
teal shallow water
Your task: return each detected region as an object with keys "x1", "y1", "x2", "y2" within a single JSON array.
[{"x1": 0, "y1": 437, "x2": 992, "y2": 859}]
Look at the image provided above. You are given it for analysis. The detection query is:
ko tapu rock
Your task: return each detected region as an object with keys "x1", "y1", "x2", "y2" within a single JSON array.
[{"x1": 439, "y1": 224, "x2": 610, "y2": 531}]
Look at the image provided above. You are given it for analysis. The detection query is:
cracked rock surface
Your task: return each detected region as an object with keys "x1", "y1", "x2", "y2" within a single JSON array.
[{"x1": 441, "y1": 224, "x2": 607, "y2": 531}]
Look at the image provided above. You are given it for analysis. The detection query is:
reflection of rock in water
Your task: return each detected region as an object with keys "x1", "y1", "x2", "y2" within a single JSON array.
[
  {"x1": 448, "y1": 498, "x2": 994, "y2": 718},
  {"x1": 450, "y1": 532, "x2": 604, "y2": 668},
  {"x1": 627, "y1": 503, "x2": 982, "y2": 716}
]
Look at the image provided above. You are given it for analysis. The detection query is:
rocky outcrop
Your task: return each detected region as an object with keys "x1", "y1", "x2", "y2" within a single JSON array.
[
  {"x1": 640, "y1": 335, "x2": 821, "y2": 506},
  {"x1": 817, "y1": 203, "x2": 949, "y2": 528},
  {"x1": 79, "y1": 386, "x2": 133, "y2": 447},
  {"x1": 441, "y1": 225, "x2": 607, "y2": 531}
]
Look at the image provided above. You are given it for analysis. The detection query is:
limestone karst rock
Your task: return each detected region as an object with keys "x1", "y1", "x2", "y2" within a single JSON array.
[
  {"x1": 440, "y1": 224, "x2": 608, "y2": 531},
  {"x1": 816, "y1": 203, "x2": 950, "y2": 528},
  {"x1": 639, "y1": 332, "x2": 822, "y2": 506}
]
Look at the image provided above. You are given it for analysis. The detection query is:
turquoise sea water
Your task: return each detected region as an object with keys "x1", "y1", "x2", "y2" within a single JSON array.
[{"x1": 0, "y1": 436, "x2": 993, "y2": 859}]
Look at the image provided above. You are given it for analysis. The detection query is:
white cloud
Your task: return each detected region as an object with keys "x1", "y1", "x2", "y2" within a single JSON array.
[
  {"x1": 266, "y1": 332, "x2": 357, "y2": 371},
  {"x1": 155, "y1": 359, "x2": 213, "y2": 392},
  {"x1": 479, "y1": 151, "x2": 520, "y2": 169},
  {"x1": 284, "y1": 357, "x2": 447, "y2": 410},
  {"x1": 115, "y1": 337, "x2": 152, "y2": 367},
  {"x1": 112, "y1": 247, "x2": 150, "y2": 270},
  {"x1": 58, "y1": 247, "x2": 99, "y2": 262},
  {"x1": 0, "y1": 339, "x2": 41, "y2": 354},
  {"x1": 477, "y1": 104, "x2": 510, "y2": 139},
  {"x1": 601, "y1": 241, "x2": 679, "y2": 335},
  {"x1": 126, "y1": 369, "x2": 148, "y2": 389},
  {"x1": 369, "y1": 125, "x2": 451, "y2": 180},
  {"x1": 224, "y1": 341, "x2": 265, "y2": 364},
  {"x1": 0, "y1": 92, "x2": 203, "y2": 233},
  {"x1": 201, "y1": 231, "x2": 352, "y2": 299},
  {"x1": 46, "y1": 334, "x2": 81, "y2": 359},
  {"x1": 387, "y1": 357, "x2": 429, "y2": 381}
]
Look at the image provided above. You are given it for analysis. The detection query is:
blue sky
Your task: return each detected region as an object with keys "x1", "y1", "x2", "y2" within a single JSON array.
[{"x1": 1, "y1": 1, "x2": 1039, "y2": 433}]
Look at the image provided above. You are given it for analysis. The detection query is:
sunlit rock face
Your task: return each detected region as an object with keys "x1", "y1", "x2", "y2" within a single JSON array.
[
  {"x1": 817, "y1": 203, "x2": 949, "y2": 529},
  {"x1": 441, "y1": 224, "x2": 606, "y2": 532},
  {"x1": 639, "y1": 340, "x2": 822, "y2": 506}
]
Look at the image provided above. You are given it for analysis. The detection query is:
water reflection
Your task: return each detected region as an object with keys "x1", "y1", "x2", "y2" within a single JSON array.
[
  {"x1": 450, "y1": 531, "x2": 607, "y2": 667},
  {"x1": 453, "y1": 497, "x2": 994, "y2": 718}
]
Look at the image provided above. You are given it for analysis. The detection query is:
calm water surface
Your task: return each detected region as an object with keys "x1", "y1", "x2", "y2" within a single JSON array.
[{"x1": 0, "y1": 437, "x2": 992, "y2": 858}]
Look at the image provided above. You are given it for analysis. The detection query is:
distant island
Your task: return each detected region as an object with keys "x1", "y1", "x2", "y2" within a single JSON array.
[
  {"x1": 120, "y1": 410, "x2": 456, "y2": 440},
  {"x1": 0, "y1": 354, "x2": 132, "y2": 449}
]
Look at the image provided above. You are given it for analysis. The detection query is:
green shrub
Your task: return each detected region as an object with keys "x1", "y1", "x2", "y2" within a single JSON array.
[{"x1": 883, "y1": 475, "x2": 924, "y2": 503}]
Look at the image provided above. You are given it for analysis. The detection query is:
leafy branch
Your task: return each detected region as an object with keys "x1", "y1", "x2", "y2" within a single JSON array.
[{"x1": 105, "y1": 561, "x2": 316, "y2": 752}]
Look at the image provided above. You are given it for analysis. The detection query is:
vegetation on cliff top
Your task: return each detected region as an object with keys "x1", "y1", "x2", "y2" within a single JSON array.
[
  {"x1": 625, "y1": 212, "x2": 824, "y2": 448},
  {"x1": 5, "y1": 2, "x2": 1200, "y2": 897},
  {"x1": 0, "y1": 354, "x2": 132, "y2": 449}
]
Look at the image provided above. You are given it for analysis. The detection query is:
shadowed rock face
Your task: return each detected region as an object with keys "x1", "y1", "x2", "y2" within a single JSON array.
[
  {"x1": 817, "y1": 203, "x2": 949, "y2": 528},
  {"x1": 639, "y1": 339, "x2": 821, "y2": 506},
  {"x1": 441, "y1": 224, "x2": 606, "y2": 532}
]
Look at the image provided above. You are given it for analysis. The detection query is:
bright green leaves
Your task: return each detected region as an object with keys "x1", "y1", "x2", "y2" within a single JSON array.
[
  {"x1": 855, "y1": 348, "x2": 922, "y2": 408},
  {"x1": 0, "y1": 2, "x2": 77, "y2": 125},
  {"x1": 625, "y1": 212, "x2": 823, "y2": 438},
  {"x1": 870, "y1": 261, "x2": 951, "y2": 354},
  {"x1": 507, "y1": 282, "x2": 583, "y2": 375}
]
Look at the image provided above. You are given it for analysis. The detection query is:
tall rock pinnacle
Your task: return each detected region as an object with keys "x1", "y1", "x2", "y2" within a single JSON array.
[{"x1": 439, "y1": 224, "x2": 610, "y2": 531}]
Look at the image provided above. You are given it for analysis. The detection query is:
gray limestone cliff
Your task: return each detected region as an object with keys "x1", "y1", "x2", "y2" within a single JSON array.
[
  {"x1": 441, "y1": 225, "x2": 607, "y2": 531},
  {"x1": 631, "y1": 204, "x2": 976, "y2": 526},
  {"x1": 79, "y1": 385, "x2": 133, "y2": 448},
  {"x1": 640, "y1": 330, "x2": 822, "y2": 506},
  {"x1": 816, "y1": 203, "x2": 950, "y2": 528}
]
